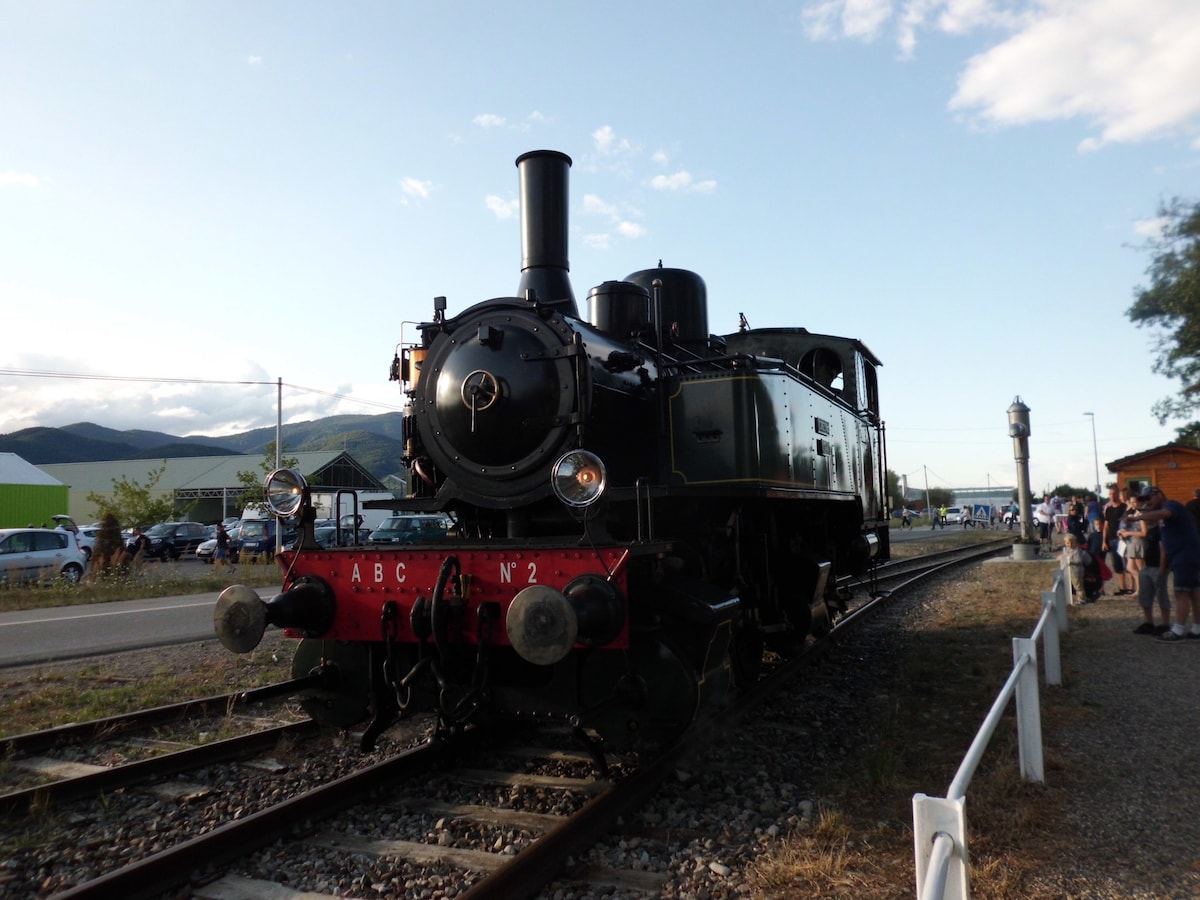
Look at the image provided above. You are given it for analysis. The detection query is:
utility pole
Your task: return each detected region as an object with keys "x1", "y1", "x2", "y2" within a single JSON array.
[{"x1": 1083, "y1": 411, "x2": 1100, "y2": 494}]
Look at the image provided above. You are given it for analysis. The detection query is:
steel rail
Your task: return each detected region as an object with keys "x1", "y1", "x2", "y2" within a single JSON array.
[
  {"x1": 0, "y1": 674, "x2": 321, "y2": 756},
  {"x1": 53, "y1": 740, "x2": 443, "y2": 898},
  {"x1": 0, "y1": 720, "x2": 318, "y2": 817},
  {"x1": 51, "y1": 729, "x2": 485, "y2": 900}
]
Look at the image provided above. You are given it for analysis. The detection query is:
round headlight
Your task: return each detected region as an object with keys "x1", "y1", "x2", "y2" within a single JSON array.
[
  {"x1": 265, "y1": 468, "x2": 307, "y2": 518},
  {"x1": 551, "y1": 450, "x2": 607, "y2": 508}
]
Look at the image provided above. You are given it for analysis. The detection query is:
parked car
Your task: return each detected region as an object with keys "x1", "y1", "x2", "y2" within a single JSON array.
[
  {"x1": 237, "y1": 519, "x2": 296, "y2": 562},
  {"x1": 75, "y1": 526, "x2": 101, "y2": 561},
  {"x1": 337, "y1": 513, "x2": 371, "y2": 544},
  {"x1": 285, "y1": 526, "x2": 339, "y2": 551},
  {"x1": 1002, "y1": 506, "x2": 1024, "y2": 527},
  {"x1": 368, "y1": 515, "x2": 450, "y2": 545},
  {"x1": 48, "y1": 514, "x2": 94, "y2": 559},
  {"x1": 142, "y1": 521, "x2": 209, "y2": 561},
  {"x1": 0, "y1": 527, "x2": 87, "y2": 583}
]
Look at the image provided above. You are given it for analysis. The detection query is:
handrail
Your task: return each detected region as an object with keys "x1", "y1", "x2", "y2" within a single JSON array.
[{"x1": 912, "y1": 568, "x2": 1068, "y2": 900}]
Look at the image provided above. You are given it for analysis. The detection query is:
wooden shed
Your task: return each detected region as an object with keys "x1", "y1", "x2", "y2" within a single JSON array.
[{"x1": 1107, "y1": 443, "x2": 1200, "y2": 502}]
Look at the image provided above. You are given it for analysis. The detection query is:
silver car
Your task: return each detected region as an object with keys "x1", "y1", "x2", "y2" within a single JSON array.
[{"x1": 0, "y1": 528, "x2": 88, "y2": 583}]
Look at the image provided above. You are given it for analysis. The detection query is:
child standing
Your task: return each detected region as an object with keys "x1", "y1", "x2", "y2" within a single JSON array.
[{"x1": 1060, "y1": 533, "x2": 1094, "y2": 605}]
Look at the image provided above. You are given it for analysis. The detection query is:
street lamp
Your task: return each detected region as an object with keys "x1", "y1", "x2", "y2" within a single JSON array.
[{"x1": 1083, "y1": 412, "x2": 1100, "y2": 494}]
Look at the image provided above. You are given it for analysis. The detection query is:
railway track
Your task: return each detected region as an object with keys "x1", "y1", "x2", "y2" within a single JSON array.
[
  {"x1": 0, "y1": 678, "x2": 323, "y2": 814},
  {"x1": 1, "y1": 543, "x2": 1010, "y2": 898}
]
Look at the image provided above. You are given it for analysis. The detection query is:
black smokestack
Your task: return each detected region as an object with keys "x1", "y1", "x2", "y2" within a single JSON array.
[{"x1": 516, "y1": 150, "x2": 577, "y2": 315}]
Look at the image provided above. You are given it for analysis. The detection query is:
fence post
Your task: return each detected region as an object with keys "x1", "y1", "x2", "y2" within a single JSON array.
[
  {"x1": 1040, "y1": 591, "x2": 1061, "y2": 686},
  {"x1": 1050, "y1": 569, "x2": 1068, "y2": 633},
  {"x1": 912, "y1": 794, "x2": 968, "y2": 900},
  {"x1": 1012, "y1": 637, "x2": 1044, "y2": 783}
]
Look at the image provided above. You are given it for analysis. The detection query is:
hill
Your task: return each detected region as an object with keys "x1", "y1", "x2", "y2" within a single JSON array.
[{"x1": 0, "y1": 414, "x2": 407, "y2": 480}]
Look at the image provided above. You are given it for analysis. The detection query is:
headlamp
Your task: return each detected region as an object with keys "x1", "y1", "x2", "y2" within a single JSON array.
[
  {"x1": 265, "y1": 468, "x2": 308, "y2": 518},
  {"x1": 550, "y1": 450, "x2": 607, "y2": 508}
]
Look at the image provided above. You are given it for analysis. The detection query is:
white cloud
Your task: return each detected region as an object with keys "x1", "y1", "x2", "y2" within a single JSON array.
[
  {"x1": 473, "y1": 113, "x2": 506, "y2": 128},
  {"x1": 802, "y1": 0, "x2": 1200, "y2": 149},
  {"x1": 580, "y1": 193, "x2": 644, "y2": 247},
  {"x1": 647, "y1": 171, "x2": 717, "y2": 193},
  {"x1": 0, "y1": 355, "x2": 316, "y2": 437},
  {"x1": 803, "y1": 0, "x2": 893, "y2": 41},
  {"x1": 247, "y1": 54, "x2": 262, "y2": 65},
  {"x1": 399, "y1": 177, "x2": 434, "y2": 204},
  {"x1": 0, "y1": 172, "x2": 41, "y2": 189},
  {"x1": 582, "y1": 193, "x2": 617, "y2": 218},
  {"x1": 592, "y1": 125, "x2": 636, "y2": 156},
  {"x1": 485, "y1": 195, "x2": 519, "y2": 219},
  {"x1": 1133, "y1": 215, "x2": 1171, "y2": 238},
  {"x1": 950, "y1": 1, "x2": 1200, "y2": 150}
]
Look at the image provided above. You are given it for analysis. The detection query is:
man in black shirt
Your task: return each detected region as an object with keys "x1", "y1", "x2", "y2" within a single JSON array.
[
  {"x1": 1186, "y1": 488, "x2": 1200, "y2": 534},
  {"x1": 1102, "y1": 485, "x2": 1131, "y2": 595}
]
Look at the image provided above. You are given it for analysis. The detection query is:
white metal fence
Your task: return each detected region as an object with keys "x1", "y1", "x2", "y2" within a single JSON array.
[{"x1": 911, "y1": 568, "x2": 1068, "y2": 900}]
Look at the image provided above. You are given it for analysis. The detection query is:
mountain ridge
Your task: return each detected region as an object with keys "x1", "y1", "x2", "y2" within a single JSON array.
[{"x1": 0, "y1": 414, "x2": 407, "y2": 480}]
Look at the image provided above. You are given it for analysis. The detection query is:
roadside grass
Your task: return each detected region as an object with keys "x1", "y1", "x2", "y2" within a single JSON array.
[
  {"x1": 0, "y1": 634, "x2": 293, "y2": 739},
  {"x1": 746, "y1": 554, "x2": 1077, "y2": 899},
  {"x1": 0, "y1": 562, "x2": 283, "y2": 613}
]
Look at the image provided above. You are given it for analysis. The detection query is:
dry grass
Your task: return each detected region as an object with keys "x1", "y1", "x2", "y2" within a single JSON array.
[
  {"x1": 0, "y1": 631, "x2": 294, "y2": 738},
  {"x1": 746, "y1": 554, "x2": 1078, "y2": 899},
  {"x1": 0, "y1": 563, "x2": 283, "y2": 612}
]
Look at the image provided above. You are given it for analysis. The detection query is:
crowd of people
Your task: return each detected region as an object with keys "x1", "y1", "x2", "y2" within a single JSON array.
[{"x1": 1056, "y1": 484, "x2": 1200, "y2": 643}]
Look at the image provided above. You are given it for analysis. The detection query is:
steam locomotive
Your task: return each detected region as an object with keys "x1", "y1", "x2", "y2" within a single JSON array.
[{"x1": 215, "y1": 150, "x2": 889, "y2": 753}]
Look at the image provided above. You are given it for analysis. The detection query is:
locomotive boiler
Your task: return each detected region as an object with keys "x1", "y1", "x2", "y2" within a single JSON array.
[{"x1": 215, "y1": 150, "x2": 889, "y2": 753}]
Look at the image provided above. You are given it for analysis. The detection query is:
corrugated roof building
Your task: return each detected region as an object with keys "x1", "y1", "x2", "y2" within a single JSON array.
[{"x1": 39, "y1": 452, "x2": 391, "y2": 525}]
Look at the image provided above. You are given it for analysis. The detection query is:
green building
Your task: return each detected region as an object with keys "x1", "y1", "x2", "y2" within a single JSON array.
[{"x1": 0, "y1": 453, "x2": 70, "y2": 528}]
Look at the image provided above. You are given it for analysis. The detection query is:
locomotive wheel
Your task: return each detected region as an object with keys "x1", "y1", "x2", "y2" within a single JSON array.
[
  {"x1": 291, "y1": 638, "x2": 373, "y2": 728},
  {"x1": 578, "y1": 638, "x2": 700, "y2": 752}
]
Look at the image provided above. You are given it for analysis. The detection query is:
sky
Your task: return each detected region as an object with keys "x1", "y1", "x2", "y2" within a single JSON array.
[{"x1": 2, "y1": 0, "x2": 1199, "y2": 499}]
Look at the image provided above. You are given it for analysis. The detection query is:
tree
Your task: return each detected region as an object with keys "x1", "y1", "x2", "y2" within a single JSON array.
[
  {"x1": 1050, "y1": 483, "x2": 1091, "y2": 500},
  {"x1": 1128, "y1": 198, "x2": 1200, "y2": 429},
  {"x1": 886, "y1": 469, "x2": 903, "y2": 511},
  {"x1": 93, "y1": 512, "x2": 128, "y2": 574},
  {"x1": 926, "y1": 488, "x2": 956, "y2": 511},
  {"x1": 1170, "y1": 421, "x2": 1200, "y2": 450},
  {"x1": 86, "y1": 461, "x2": 188, "y2": 527},
  {"x1": 236, "y1": 442, "x2": 301, "y2": 514}
]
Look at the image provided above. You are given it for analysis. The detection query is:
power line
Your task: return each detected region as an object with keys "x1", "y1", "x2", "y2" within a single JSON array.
[
  {"x1": 0, "y1": 367, "x2": 271, "y2": 386},
  {"x1": 0, "y1": 367, "x2": 406, "y2": 414}
]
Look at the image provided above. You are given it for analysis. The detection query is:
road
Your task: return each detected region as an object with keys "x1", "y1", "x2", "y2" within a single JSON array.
[{"x1": 0, "y1": 559, "x2": 269, "y2": 669}]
